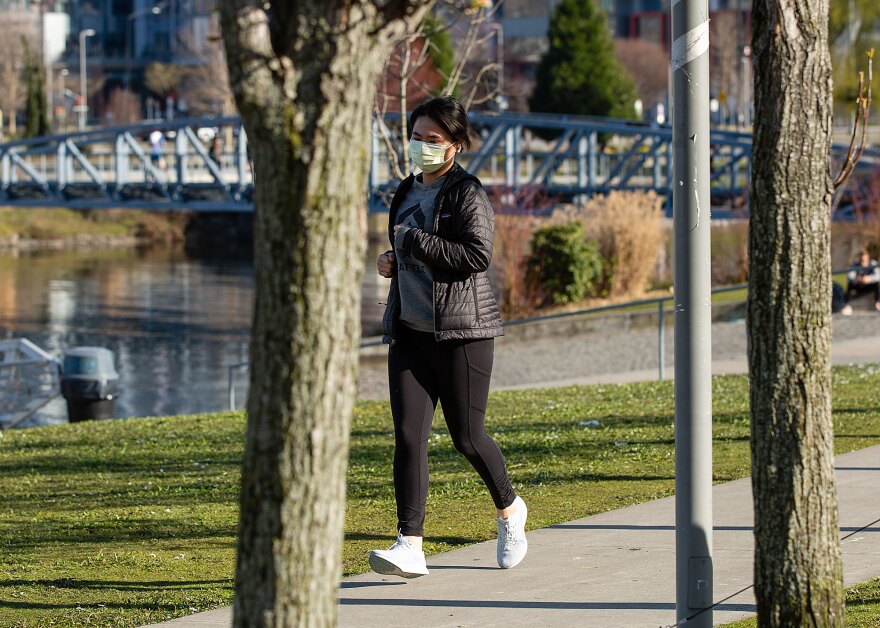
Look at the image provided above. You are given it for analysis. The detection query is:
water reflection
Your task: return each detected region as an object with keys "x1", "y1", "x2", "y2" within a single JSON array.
[{"x1": 0, "y1": 242, "x2": 389, "y2": 428}]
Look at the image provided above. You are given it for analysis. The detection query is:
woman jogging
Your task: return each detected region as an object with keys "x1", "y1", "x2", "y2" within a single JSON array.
[{"x1": 369, "y1": 96, "x2": 527, "y2": 579}]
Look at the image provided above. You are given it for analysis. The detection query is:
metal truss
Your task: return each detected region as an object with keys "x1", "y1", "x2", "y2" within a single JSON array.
[
  {"x1": 2, "y1": 113, "x2": 877, "y2": 215},
  {"x1": 0, "y1": 116, "x2": 251, "y2": 212}
]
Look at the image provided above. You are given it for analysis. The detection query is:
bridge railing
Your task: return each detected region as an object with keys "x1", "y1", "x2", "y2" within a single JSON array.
[
  {"x1": 369, "y1": 112, "x2": 762, "y2": 214},
  {"x1": 0, "y1": 116, "x2": 252, "y2": 211},
  {"x1": 2, "y1": 113, "x2": 877, "y2": 213}
]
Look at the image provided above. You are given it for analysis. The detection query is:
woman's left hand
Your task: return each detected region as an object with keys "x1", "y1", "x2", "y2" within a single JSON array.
[{"x1": 393, "y1": 224, "x2": 402, "y2": 238}]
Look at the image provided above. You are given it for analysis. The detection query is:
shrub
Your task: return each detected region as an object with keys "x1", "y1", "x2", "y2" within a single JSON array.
[
  {"x1": 710, "y1": 220, "x2": 750, "y2": 285},
  {"x1": 526, "y1": 221, "x2": 603, "y2": 305},
  {"x1": 494, "y1": 212, "x2": 541, "y2": 318},
  {"x1": 560, "y1": 190, "x2": 665, "y2": 297},
  {"x1": 488, "y1": 187, "x2": 556, "y2": 318}
]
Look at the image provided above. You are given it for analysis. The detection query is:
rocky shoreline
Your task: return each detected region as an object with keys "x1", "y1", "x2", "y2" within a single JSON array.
[
  {"x1": 0, "y1": 232, "x2": 144, "y2": 251},
  {"x1": 0, "y1": 208, "x2": 253, "y2": 254}
]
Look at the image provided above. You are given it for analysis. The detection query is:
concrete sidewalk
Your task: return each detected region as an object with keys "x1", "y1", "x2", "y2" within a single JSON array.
[
  {"x1": 496, "y1": 335, "x2": 880, "y2": 391},
  {"x1": 145, "y1": 444, "x2": 880, "y2": 628},
  {"x1": 356, "y1": 312, "x2": 880, "y2": 400}
]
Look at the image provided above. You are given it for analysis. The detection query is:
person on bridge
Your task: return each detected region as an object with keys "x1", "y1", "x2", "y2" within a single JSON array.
[
  {"x1": 149, "y1": 129, "x2": 167, "y2": 172},
  {"x1": 840, "y1": 248, "x2": 880, "y2": 315},
  {"x1": 371, "y1": 96, "x2": 527, "y2": 579}
]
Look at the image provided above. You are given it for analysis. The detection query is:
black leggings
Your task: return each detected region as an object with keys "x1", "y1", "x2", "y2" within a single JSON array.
[
  {"x1": 845, "y1": 280, "x2": 880, "y2": 303},
  {"x1": 388, "y1": 325, "x2": 516, "y2": 536}
]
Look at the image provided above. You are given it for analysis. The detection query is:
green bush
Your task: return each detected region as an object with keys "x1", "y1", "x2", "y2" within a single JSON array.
[{"x1": 526, "y1": 221, "x2": 603, "y2": 305}]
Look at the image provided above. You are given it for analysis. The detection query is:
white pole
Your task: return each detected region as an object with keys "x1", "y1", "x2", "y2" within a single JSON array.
[{"x1": 78, "y1": 29, "x2": 95, "y2": 131}]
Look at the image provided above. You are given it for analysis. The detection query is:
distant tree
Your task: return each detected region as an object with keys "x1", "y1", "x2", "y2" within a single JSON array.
[
  {"x1": 22, "y1": 38, "x2": 48, "y2": 138},
  {"x1": 708, "y1": 11, "x2": 743, "y2": 123},
  {"x1": 144, "y1": 62, "x2": 181, "y2": 103},
  {"x1": 105, "y1": 88, "x2": 141, "y2": 125},
  {"x1": 828, "y1": 0, "x2": 879, "y2": 101},
  {"x1": 175, "y1": 27, "x2": 236, "y2": 118},
  {"x1": 529, "y1": 0, "x2": 639, "y2": 119},
  {"x1": 0, "y1": 34, "x2": 28, "y2": 138},
  {"x1": 614, "y1": 38, "x2": 668, "y2": 111}
]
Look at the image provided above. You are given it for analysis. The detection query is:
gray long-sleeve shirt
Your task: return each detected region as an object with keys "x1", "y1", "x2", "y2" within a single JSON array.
[{"x1": 394, "y1": 174, "x2": 445, "y2": 332}]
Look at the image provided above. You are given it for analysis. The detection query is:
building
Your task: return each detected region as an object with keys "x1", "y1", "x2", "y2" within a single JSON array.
[
  {"x1": 58, "y1": 0, "x2": 218, "y2": 121},
  {"x1": 0, "y1": 1, "x2": 69, "y2": 136}
]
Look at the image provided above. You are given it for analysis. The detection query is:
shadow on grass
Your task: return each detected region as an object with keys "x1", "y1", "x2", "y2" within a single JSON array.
[
  {"x1": 345, "y1": 533, "x2": 476, "y2": 545},
  {"x1": 0, "y1": 579, "x2": 230, "y2": 590},
  {"x1": 0, "y1": 453, "x2": 243, "y2": 479},
  {"x1": 0, "y1": 600, "x2": 189, "y2": 610},
  {"x1": 514, "y1": 471, "x2": 675, "y2": 485},
  {"x1": 0, "y1": 521, "x2": 236, "y2": 549},
  {"x1": 0, "y1": 490, "x2": 240, "y2": 512},
  {"x1": 831, "y1": 407, "x2": 880, "y2": 416}
]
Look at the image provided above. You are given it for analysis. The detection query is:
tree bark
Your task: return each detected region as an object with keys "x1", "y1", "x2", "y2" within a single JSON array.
[
  {"x1": 218, "y1": 2, "x2": 431, "y2": 625},
  {"x1": 748, "y1": 0, "x2": 844, "y2": 624}
]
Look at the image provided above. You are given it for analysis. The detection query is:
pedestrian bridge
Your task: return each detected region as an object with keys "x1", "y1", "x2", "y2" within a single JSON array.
[{"x1": 0, "y1": 112, "x2": 876, "y2": 214}]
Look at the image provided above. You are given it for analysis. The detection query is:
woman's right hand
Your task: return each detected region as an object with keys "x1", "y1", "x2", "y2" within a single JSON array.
[{"x1": 377, "y1": 250, "x2": 395, "y2": 278}]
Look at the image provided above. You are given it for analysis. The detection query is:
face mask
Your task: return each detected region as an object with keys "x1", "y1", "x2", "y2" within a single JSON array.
[{"x1": 409, "y1": 140, "x2": 455, "y2": 173}]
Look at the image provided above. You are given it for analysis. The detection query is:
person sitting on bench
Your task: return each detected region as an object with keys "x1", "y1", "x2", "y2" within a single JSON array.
[{"x1": 840, "y1": 248, "x2": 880, "y2": 315}]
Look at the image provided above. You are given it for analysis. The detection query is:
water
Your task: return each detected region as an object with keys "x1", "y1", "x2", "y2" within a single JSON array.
[{"x1": 0, "y1": 243, "x2": 389, "y2": 428}]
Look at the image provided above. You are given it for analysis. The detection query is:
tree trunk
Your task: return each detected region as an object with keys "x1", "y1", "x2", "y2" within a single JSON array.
[
  {"x1": 747, "y1": 0, "x2": 844, "y2": 624},
  {"x1": 218, "y1": 2, "x2": 431, "y2": 625}
]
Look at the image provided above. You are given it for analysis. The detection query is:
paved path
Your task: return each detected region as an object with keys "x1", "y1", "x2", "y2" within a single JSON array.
[
  {"x1": 357, "y1": 312, "x2": 880, "y2": 399},
  {"x1": 145, "y1": 445, "x2": 880, "y2": 627}
]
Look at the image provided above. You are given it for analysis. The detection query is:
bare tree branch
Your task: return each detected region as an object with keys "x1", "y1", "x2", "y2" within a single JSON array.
[
  {"x1": 443, "y1": 16, "x2": 481, "y2": 95},
  {"x1": 834, "y1": 48, "x2": 874, "y2": 191},
  {"x1": 374, "y1": 103, "x2": 409, "y2": 180},
  {"x1": 464, "y1": 62, "x2": 500, "y2": 109},
  {"x1": 374, "y1": 0, "x2": 505, "y2": 181}
]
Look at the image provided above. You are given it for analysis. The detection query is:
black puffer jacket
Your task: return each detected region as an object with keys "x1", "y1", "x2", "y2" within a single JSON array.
[{"x1": 382, "y1": 163, "x2": 504, "y2": 343}]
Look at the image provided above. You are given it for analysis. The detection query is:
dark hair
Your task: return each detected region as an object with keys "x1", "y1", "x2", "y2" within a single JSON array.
[{"x1": 409, "y1": 96, "x2": 473, "y2": 150}]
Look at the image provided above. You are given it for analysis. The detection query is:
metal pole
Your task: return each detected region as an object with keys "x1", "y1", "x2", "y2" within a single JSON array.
[
  {"x1": 47, "y1": 60, "x2": 53, "y2": 133},
  {"x1": 671, "y1": 0, "x2": 713, "y2": 624},
  {"x1": 497, "y1": 23, "x2": 504, "y2": 101},
  {"x1": 58, "y1": 69, "x2": 68, "y2": 134},
  {"x1": 79, "y1": 37, "x2": 86, "y2": 130},
  {"x1": 658, "y1": 300, "x2": 665, "y2": 380},
  {"x1": 78, "y1": 29, "x2": 95, "y2": 131},
  {"x1": 127, "y1": 5, "x2": 165, "y2": 95},
  {"x1": 126, "y1": 15, "x2": 133, "y2": 92}
]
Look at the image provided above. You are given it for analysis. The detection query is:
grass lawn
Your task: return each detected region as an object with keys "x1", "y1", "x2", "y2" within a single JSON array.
[
  {"x1": 721, "y1": 578, "x2": 880, "y2": 628},
  {"x1": 1, "y1": 365, "x2": 879, "y2": 627}
]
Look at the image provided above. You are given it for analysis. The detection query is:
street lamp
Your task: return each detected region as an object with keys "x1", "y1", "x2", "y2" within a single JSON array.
[
  {"x1": 57, "y1": 68, "x2": 69, "y2": 133},
  {"x1": 78, "y1": 28, "x2": 96, "y2": 131},
  {"x1": 126, "y1": 2, "x2": 166, "y2": 93},
  {"x1": 486, "y1": 21, "x2": 505, "y2": 110}
]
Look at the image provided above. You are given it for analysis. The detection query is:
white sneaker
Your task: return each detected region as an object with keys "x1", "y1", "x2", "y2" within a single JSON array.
[
  {"x1": 497, "y1": 496, "x2": 528, "y2": 569},
  {"x1": 841, "y1": 304, "x2": 854, "y2": 316},
  {"x1": 369, "y1": 533, "x2": 429, "y2": 579}
]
